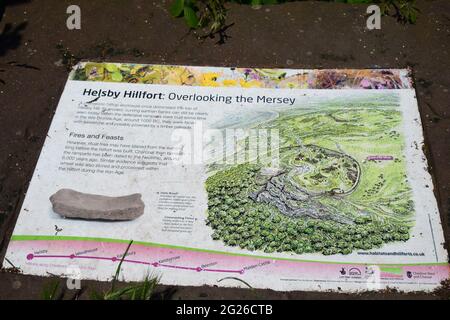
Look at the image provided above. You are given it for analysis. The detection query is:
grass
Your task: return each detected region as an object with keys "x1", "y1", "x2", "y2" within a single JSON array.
[
  {"x1": 91, "y1": 240, "x2": 161, "y2": 300},
  {"x1": 42, "y1": 240, "x2": 161, "y2": 300}
]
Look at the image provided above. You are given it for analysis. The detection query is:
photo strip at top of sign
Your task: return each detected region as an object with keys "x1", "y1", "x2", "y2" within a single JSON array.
[{"x1": 3, "y1": 62, "x2": 448, "y2": 292}]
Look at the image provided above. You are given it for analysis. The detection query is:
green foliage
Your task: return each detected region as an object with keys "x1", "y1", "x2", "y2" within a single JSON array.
[
  {"x1": 169, "y1": 0, "x2": 419, "y2": 34},
  {"x1": 170, "y1": 0, "x2": 186, "y2": 16},
  {"x1": 39, "y1": 241, "x2": 160, "y2": 300},
  {"x1": 91, "y1": 240, "x2": 160, "y2": 300},
  {"x1": 377, "y1": 0, "x2": 418, "y2": 23},
  {"x1": 205, "y1": 163, "x2": 410, "y2": 255},
  {"x1": 170, "y1": 0, "x2": 226, "y2": 32},
  {"x1": 42, "y1": 279, "x2": 61, "y2": 300},
  {"x1": 92, "y1": 275, "x2": 160, "y2": 300},
  {"x1": 184, "y1": 5, "x2": 200, "y2": 28}
]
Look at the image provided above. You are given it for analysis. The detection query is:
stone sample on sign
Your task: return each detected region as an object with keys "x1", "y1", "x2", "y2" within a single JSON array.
[{"x1": 50, "y1": 189, "x2": 145, "y2": 221}]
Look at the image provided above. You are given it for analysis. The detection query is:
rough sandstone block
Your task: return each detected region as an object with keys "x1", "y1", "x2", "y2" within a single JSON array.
[{"x1": 50, "y1": 188, "x2": 145, "y2": 221}]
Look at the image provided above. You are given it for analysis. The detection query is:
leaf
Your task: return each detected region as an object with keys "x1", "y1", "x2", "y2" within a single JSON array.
[
  {"x1": 42, "y1": 280, "x2": 60, "y2": 300},
  {"x1": 184, "y1": 6, "x2": 199, "y2": 28},
  {"x1": 111, "y1": 71, "x2": 123, "y2": 82},
  {"x1": 89, "y1": 290, "x2": 105, "y2": 300},
  {"x1": 111, "y1": 240, "x2": 133, "y2": 292},
  {"x1": 105, "y1": 63, "x2": 119, "y2": 72},
  {"x1": 169, "y1": 0, "x2": 184, "y2": 17}
]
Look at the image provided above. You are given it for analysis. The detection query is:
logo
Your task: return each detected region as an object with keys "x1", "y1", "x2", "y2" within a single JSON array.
[{"x1": 349, "y1": 267, "x2": 362, "y2": 276}]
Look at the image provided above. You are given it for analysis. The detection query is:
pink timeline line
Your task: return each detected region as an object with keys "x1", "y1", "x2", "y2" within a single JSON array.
[{"x1": 26, "y1": 253, "x2": 244, "y2": 274}]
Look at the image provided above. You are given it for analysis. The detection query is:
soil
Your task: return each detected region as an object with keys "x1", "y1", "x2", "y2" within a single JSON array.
[{"x1": 0, "y1": 0, "x2": 449, "y2": 299}]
